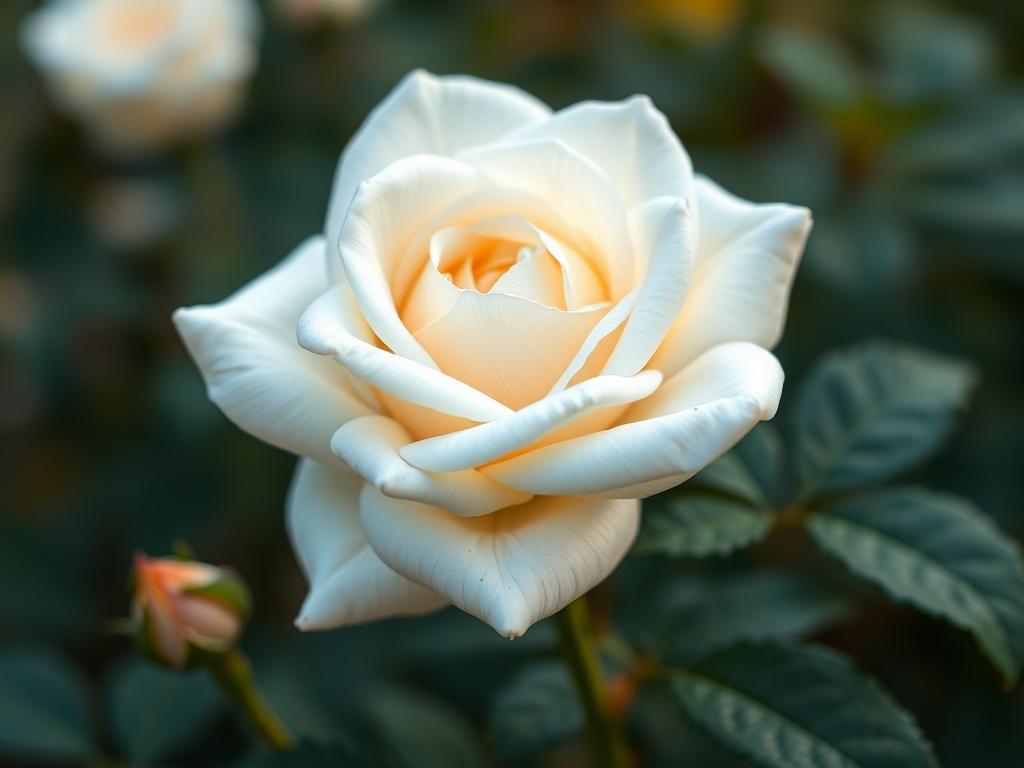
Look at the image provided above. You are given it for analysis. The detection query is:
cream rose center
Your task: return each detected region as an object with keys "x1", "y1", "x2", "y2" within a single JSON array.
[{"x1": 384, "y1": 207, "x2": 615, "y2": 428}]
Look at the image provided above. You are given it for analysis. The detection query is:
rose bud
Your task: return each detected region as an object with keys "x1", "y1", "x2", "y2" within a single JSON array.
[{"x1": 131, "y1": 553, "x2": 250, "y2": 669}]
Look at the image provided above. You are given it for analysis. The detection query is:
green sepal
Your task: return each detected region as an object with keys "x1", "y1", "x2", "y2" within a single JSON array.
[
  {"x1": 181, "y1": 567, "x2": 251, "y2": 621},
  {"x1": 172, "y1": 539, "x2": 198, "y2": 561},
  {"x1": 133, "y1": 604, "x2": 169, "y2": 669}
]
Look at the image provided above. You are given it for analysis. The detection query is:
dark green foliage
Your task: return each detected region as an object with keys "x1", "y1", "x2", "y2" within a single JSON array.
[
  {"x1": 671, "y1": 643, "x2": 937, "y2": 768},
  {"x1": 0, "y1": 647, "x2": 93, "y2": 761},
  {"x1": 793, "y1": 343, "x2": 976, "y2": 499},
  {"x1": 691, "y1": 424, "x2": 787, "y2": 508},
  {"x1": 489, "y1": 662, "x2": 582, "y2": 763},
  {"x1": 634, "y1": 494, "x2": 773, "y2": 557},
  {"x1": 106, "y1": 660, "x2": 223, "y2": 764},
  {"x1": 809, "y1": 489, "x2": 1024, "y2": 682},
  {"x1": 363, "y1": 686, "x2": 485, "y2": 768},
  {"x1": 233, "y1": 741, "x2": 377, "y2": 768},
  {"x1": 660, "y1": 570, "x2": 852, "y2": 665}
]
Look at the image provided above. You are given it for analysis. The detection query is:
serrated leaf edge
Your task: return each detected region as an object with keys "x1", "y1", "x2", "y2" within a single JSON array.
[{"x1": 808, "y1": 498, "x2": 1021, "y2": 682}]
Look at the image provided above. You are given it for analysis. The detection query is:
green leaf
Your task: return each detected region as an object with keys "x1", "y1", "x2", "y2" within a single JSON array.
[
  {"x1": 757, "y1": 26, "x2": 865, "y2": 110},
  {"x1": 794, "y1": 342, "x2": 976, "y2": 498},
  {"x1": 905, "y1": 180, "x2": 1024, "y2": 236},
  {"x1": 630, "y1": 682, "x2": 740, "y2": 768},
  {"x1": 0, "y1": 647, "x2": 93, "y2": 761},
  {"x1": 671, "y1": 642, "x2": 936, "y2": 768},
  {"x1": 692, "y1": 424, "x2": 785, "y2": 507},
  {"x1": 871, "y1": 4, "x2": 994, "y2": 104},
  {"x1": 364, "y1": 686, "x2": 484, "y2": 768},
  {"x1": 489, "y1": 661, "x2": 582, "y2": 763},
  {"x1": 808, "y1": 488, "x2": 1024, "y2": 682},
  {"x1": 663, "y1": 571, "x2": 852, "y2": 664},
  {"x1": 635, "y1": 494, "x2": 772, "y2": 557},
  {"x1": 107, "y1": 660, "x2": 222, "y2": 764},
  {"x1": 881, "y1": 95, "x2": 1024, "y2": 177}
]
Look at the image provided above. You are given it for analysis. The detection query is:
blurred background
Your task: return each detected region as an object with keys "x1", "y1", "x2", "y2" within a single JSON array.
[{"x1": 1, "y1": 0, "x2": 1023, "y2": 765}]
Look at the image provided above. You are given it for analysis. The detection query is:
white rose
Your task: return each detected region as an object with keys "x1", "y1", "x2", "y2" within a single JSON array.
[
  {"x1": 22, "y1": 0, "x2": 259, "y2": 152},
  {"x1": 175, "y1": 71, "x2": 811, "y2": 637}
]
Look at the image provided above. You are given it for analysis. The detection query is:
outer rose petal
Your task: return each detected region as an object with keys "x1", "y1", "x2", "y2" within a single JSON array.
[
  {"x1": 400, "y1": 370, "x2": 662, "y2": 473},
  {"x1": 360, "y1": 487, "x2": 640, "y2": 638},
  {"x1": 600, "y1": 196, "x2": 695, "y2": 377},
  {"x1": 502, "y1": 95, "x2": 694, "y2": 210},
  {"x1": 288, "y1": 459, "x2": 445, "y2": 630},
  {"x1": 626, "y1": 341, "x2": 785, "y2": 424},
  {"x1": 331, "y1": 415, "x2": 532, "y2": 516},
  {"x1": 651, "y1": 177, "x2": 812, "y2": 378},
  {"x1": 174, "y1": 237, "x2": 371, "y2": 465},
  {"x1": 324, "y1": 69, "x2": 551, "y2": 269},
  {"x1": 482, "y1": 343, "x2": 783, "y2": 496}
]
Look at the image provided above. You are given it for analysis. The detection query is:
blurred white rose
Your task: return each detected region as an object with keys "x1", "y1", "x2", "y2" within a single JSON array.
[
  {"x1": 175, "y1": 71, "x2": 811, "y2": 637},
  {"x1": 22, "y1": 0, "x2": 259, "y2": 152}
]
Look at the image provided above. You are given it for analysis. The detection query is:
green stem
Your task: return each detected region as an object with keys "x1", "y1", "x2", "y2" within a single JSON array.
[
  {"x1": 209, "y1": 649, "x2": 296, "y2": 751},
  {"x1": 554, "y1": 597, "x2": 631, "y2": 768}
]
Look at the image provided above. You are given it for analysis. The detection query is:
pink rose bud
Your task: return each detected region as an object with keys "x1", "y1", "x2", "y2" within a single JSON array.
[{"x1": 132, "y1": 553, "x2": 250, "y2": 669}]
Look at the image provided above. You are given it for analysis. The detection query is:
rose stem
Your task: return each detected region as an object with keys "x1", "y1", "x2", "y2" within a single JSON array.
[
  {"x1": 553, "y1": 596, "x2": 631, "y2": 768},
  {"x1": 208, "y1": 648, "x2": 296, "y2": 751}
]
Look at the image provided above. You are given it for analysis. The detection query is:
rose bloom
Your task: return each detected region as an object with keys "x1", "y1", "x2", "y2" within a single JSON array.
[
  {"x1": 22, "y1": 0, "x2": 259, "y2": 152},
  {"x1": 175, "y1": 71, "x2": 811, "y2": 637}
]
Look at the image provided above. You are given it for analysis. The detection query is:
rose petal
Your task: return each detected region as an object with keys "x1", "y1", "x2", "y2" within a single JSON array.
[
  {"x1": 413, "y1": 288, "x2": 610, "y2": 410},
  {"x1": 400, "y1": 370, "x2": 662, "y2": 473},
  {"x1": 174, "y1": 596, "x2": 240, "y2": 644},
  {"x1": 299, "y1": 285, "x2": 513, "y2": 423},
  {"x1": 400, "y1": 241, "x2": 465, "y2": 332},
  {"x1": 288, "y1": 459, "x2": 445, "y2": 630},
  {"x1": 331, "y1": 415, "x2": 532, "y2": 516},
  {"x1": 460, "y1": 138, "x2": 634, "y2": 300},
  {"x1": 359, "y1": 487, "x2": 639, "y2": 638},
  {"x1": 548, "y1": 286, "x2": 636, "y2": 393},
  {"x1": 401, "y1": 216, "x2": 566, "y2": 333},
  {"x1": 338, "y1": 155, "x2": 481, "y2": 367},
  {"x1": 488, "y1": 244, "x2": 566, "y2": 309},
  {"x1": 625, "y1": 341, "x2": 785, "y2": 423},
  {"x1": 651, "y1": 177, "x2": 812, "y2": 377},
  {"x1": 136, "y1": 560, "x2": 187, "y2": 667},
  {"x1": 174, "y1": 236, "x2": 371, "y2": 466},
  {"x1": 502, "y1": 95, "x2": 694, "y2": 210},
  {"x1": 600, "y1": 196, "x2": 695, "y2": 377},
  {"x1": 535, "y1": 228, "x2": 606, "y2": 310},
  {"x1": 324, "y1": 69, "x2": 551, "y2": 270},
  {"x1": 483, "y1": 343, "x2": 783, "y2": 496}
]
